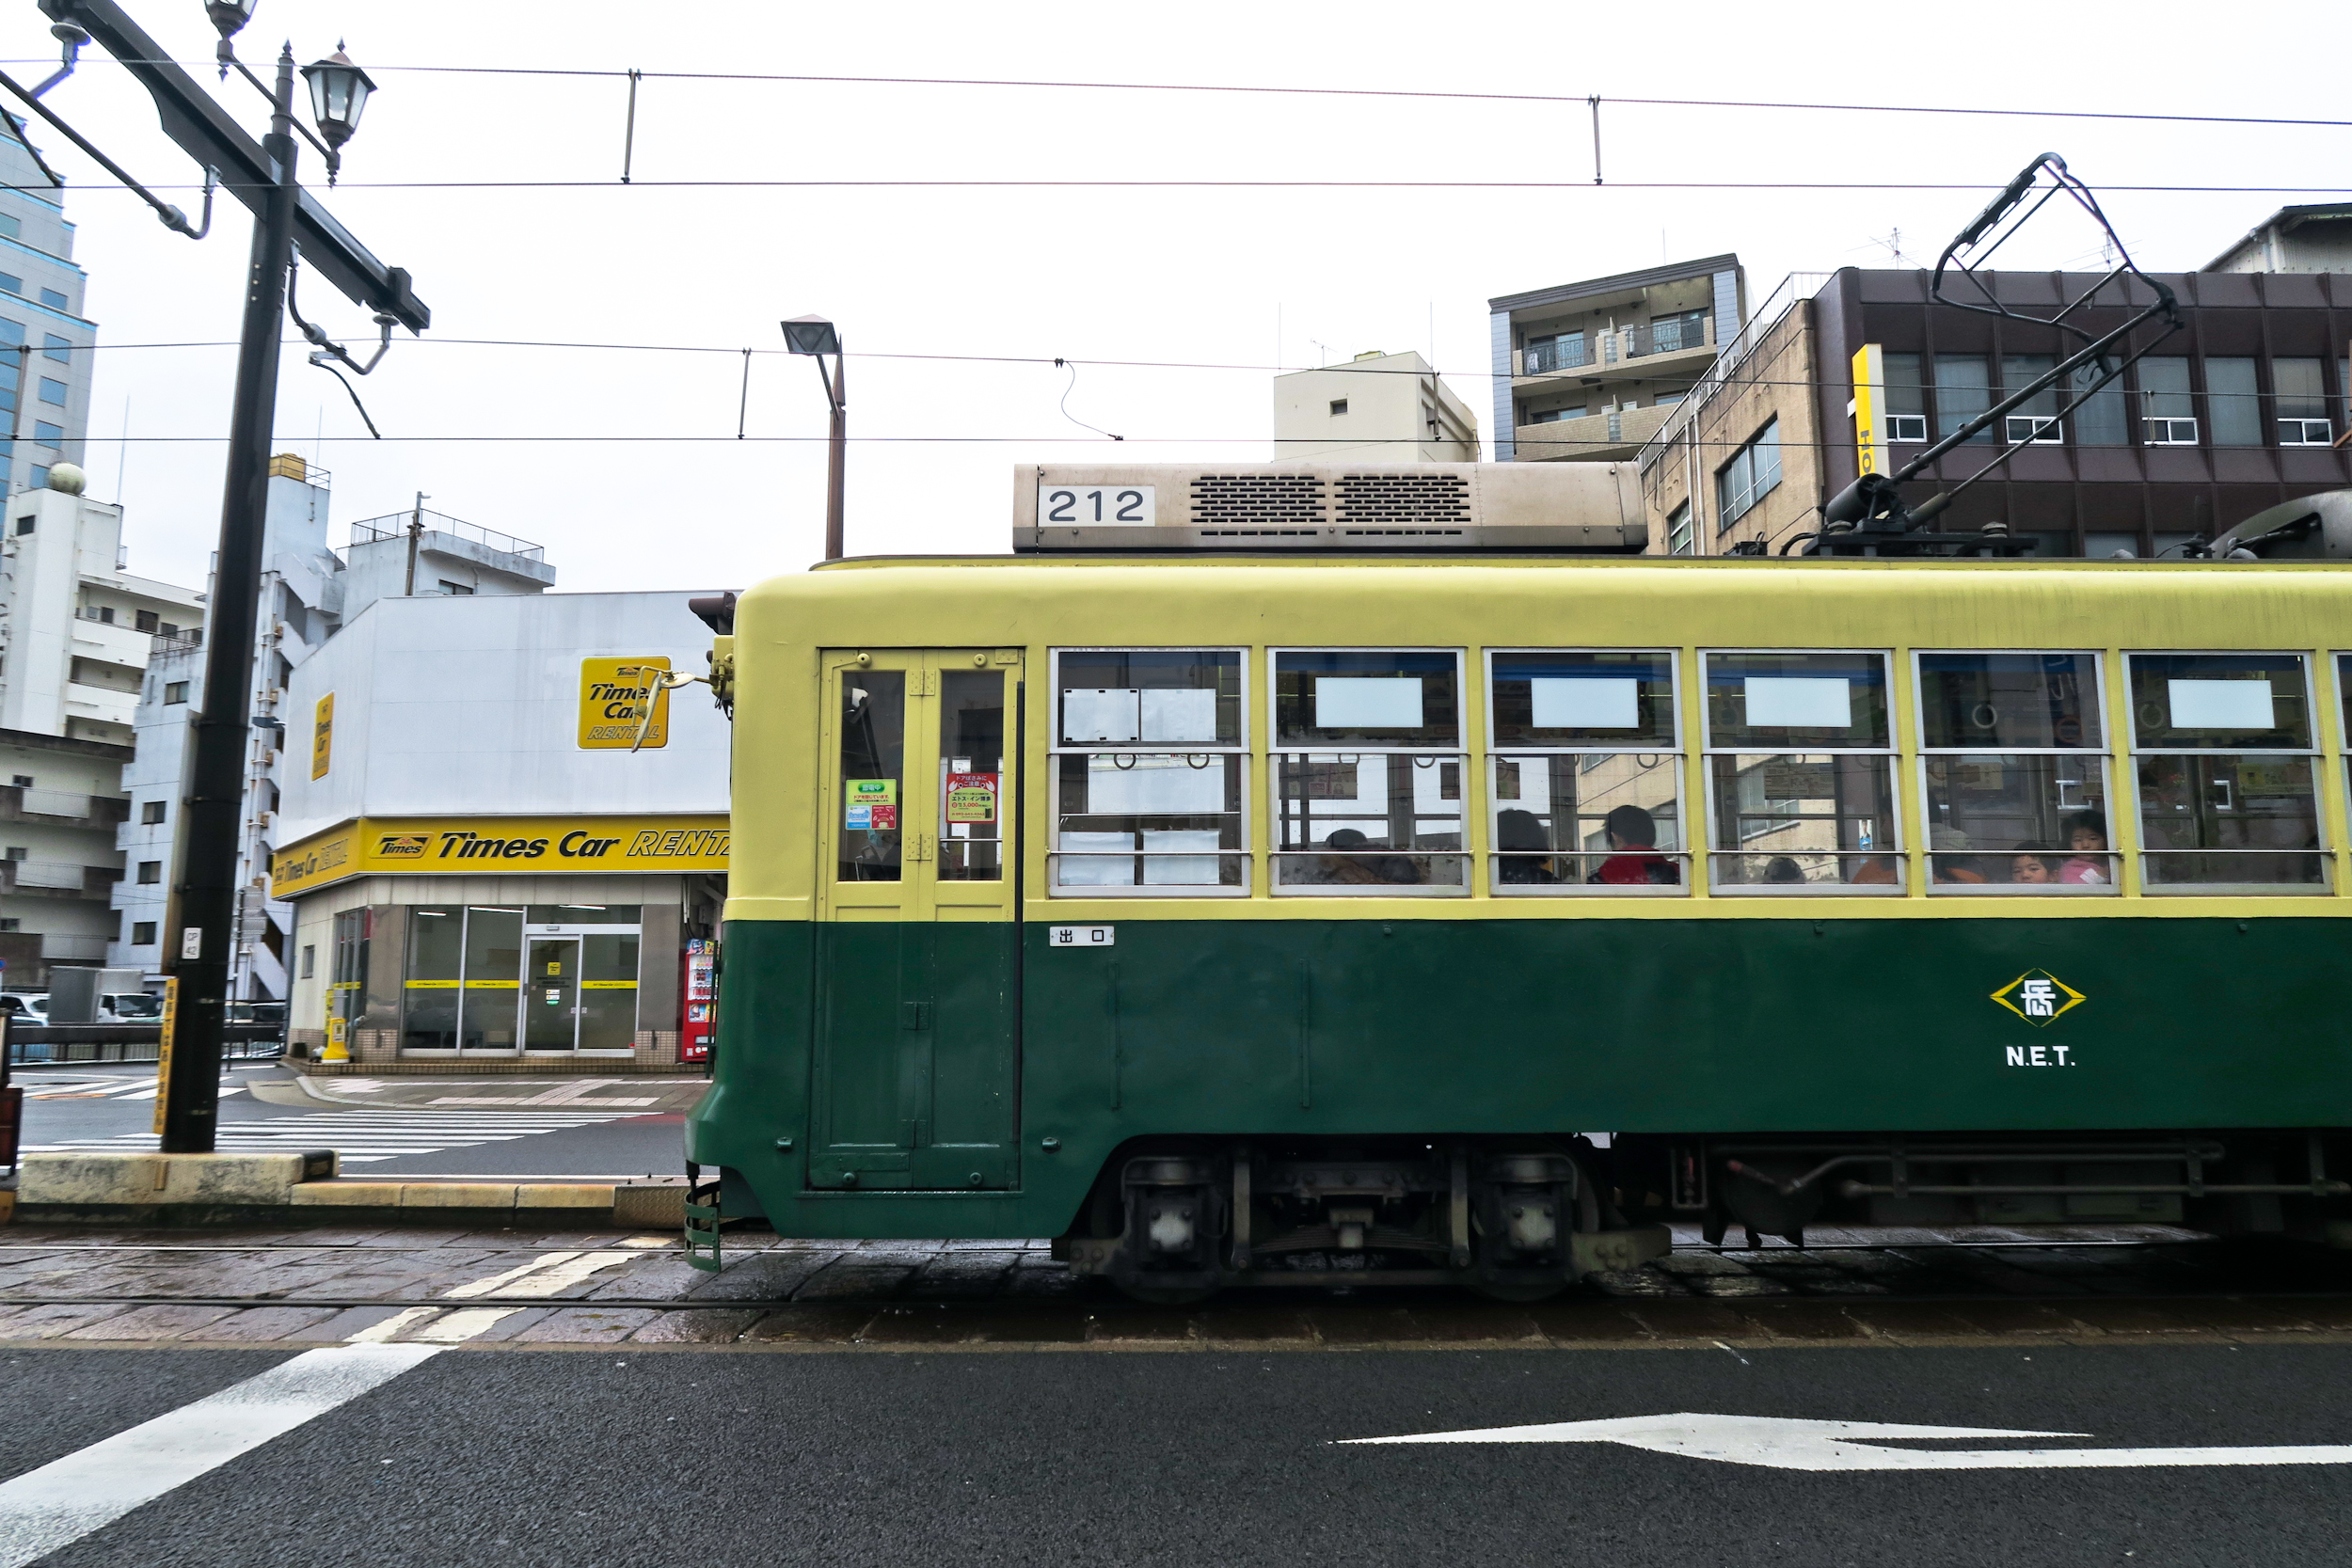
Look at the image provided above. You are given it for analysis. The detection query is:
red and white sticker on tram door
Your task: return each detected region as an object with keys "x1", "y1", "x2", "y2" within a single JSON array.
[{"x1": 946, "y1": 772, "x2": 999, "y2": 824}]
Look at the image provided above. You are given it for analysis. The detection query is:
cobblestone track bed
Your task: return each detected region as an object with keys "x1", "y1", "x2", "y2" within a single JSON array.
[{"x1": 6, "y1": 1223, "x2": 2352, "y2": 1349}]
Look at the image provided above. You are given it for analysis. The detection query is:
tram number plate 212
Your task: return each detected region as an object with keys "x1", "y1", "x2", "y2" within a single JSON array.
[{"x1": 1048, "y1": 925, "x2": 1116, "y2": 948}]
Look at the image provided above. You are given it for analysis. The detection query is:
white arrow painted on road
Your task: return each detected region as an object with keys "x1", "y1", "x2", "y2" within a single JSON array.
[{"x1": 1341, "y1": 1413, "x2": 2352, "y2": 1471}]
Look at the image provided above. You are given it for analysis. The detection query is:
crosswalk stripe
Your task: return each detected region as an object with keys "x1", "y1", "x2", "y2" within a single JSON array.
[{"x1": 21, "y1": 1104, "x2": 647, "y2": 1164}]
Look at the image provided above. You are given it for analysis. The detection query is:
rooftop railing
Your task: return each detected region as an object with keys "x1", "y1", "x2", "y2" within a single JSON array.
[
  {"x1": 348, "y1": 509, "x2": 545, "y2": 562},
  {"x1": 1637, "y1": 273, "x2": 1832, "y2": 474}
]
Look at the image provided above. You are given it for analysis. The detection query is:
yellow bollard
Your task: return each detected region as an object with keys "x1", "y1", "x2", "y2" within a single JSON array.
[{"x1": 322, "y1": 1015, "x2": 350, "y2": 1063}]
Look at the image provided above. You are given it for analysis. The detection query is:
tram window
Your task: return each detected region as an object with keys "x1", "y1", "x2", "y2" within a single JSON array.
[
  {"x1": 2127, "y1": 653, "x2": 2312, "y2": 750},
  {"x1": 1274, "y1": 650, "x2": 1459, "y2": 749},
  {"x1": 1488, "y1": 650, "x2": 1675, "y2": 748},
  {"x1": 1051, "y1": 753, "x2": 1246, "y2": 891},
  {"x1": 2128, "y1": 653, "x2": 2326, "y2": 889},
  {"x1": 1704, "y1": 651, "x2": 1888, "y2": 750},
  {"x1": 402, "y1": 906, "x2": 463, "y2": 1051},
  {"x1": 1916, "y1": 653, "x2": 2113, "y2": 892},
  {"x1": 1707, "y1": 753, "x2": 1901, "y2": 891},
  {"x1": 1272, "y1": 752, "x2": 1468, "y2": 894},
  {"x1": 1491, "y1": 753, "x2": 1684, "y2": 892},
  {"x1": 1056, "y1": 649, "x2": 1242, "y2": 747},
  {"x1": 938, "y1": 670, "x2": 1007, "y2": 881},
  {"x1": 837, "y1": 670, "x2": 905, "y2": 882}
]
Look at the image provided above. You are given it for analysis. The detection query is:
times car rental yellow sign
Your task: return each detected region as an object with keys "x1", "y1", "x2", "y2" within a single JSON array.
[{"x1": 271, "y1": 815, "x2": 729, "y2": 897}]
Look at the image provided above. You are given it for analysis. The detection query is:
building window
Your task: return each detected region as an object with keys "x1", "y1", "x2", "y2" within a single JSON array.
[
  {"x1": 2129, "y1": 653, "x2": 2325, "y2": 888},
  {"x1": 164, "y1": 681, "x2": 188, "y2": 704},
  {"x1": 2001, "y1": 355, "x2": 2064, "y2": 444},
  {"x1": 1327, "y1": 399, "x2": 1348, "y2": 417},
  {"x1": 135, "y1": 610, "x2": 158, "y2": 633},
  {"x1": 0, "y1": 214, "x2": 19, "y2": 240},
  {"x1": 2137, "y1": 357, "x2": 2197, "y2": 445},
  {"x1": 1050, "y1": 649, "x2": 1248, "y2": 894},
  {"x1": 300, "y1": 943, "x2": 315, "y2": 979},
  {"x1": 36, "y1": 377, "x2": 63, "y2": 406},
  {"x1": 1523, "y1": 331, "x2": 1587, "y2": 375},
  {"x1": 41, "y1": 335, "x2": 70, "y2": 364},
  {"x1": 2066, "y1": 361, "x2": 2129, "y2": 447},
  {"x1": 1881, "y1": 352, "x2": 1928, "y2": 442},
  {"x1": 133, "y1": 921, "x2": 156, "y2": 945},
  {"x1": 12, "y1": 515, "x2": 28, "y2": 537},
  {"x1": 140, "y1": 800, "x2": 165, "y2": 825},
  {"x1": 2205, "y1": 356, "x2": 2262, "y2": 446},
  {"x1": 1916, "y1": 652, "x2": 2114, "y2": 893},
  {"x1": 8, "y1": 775, "x2": 26, "y2": 788},
  {"x1": 2273, "y1": 357, "x2": 2332, "y2": 445},
  {"x1": 0, "y1": 273, "x2": 19, "y2": 295},
  {"x1": 1271, "y1": 648, "x2": 1466, "y2": 895},
  {"x1": 3, "y1": 846, "x2": 23, "y2": 861},
  {"x1": 437, "y1": 580, "x2": 475, "y2": 595},
  {"x1": 33, "y1": 421, "x2": 60, "y2": 450},
  {"x1": 0, "y1": 919, "x2": 17, "y2": 933},
  {"x1": 135, "y1": 860, "x2": 162, "y2": 884},
  {"x1": 38, "y1": 289, "x2": 66, "y2": 312},
  {"x1": 27, "y1": 467, "x2": 45, "y2": 490},
  {"x1": 333, "y1": 907, "x2": 373, "y2": 1041},
  {"x1": 1648, "y1": 309, "x2": 1708, "y2": 355},
  {"x1": 1704, "y1": 650, "x2": 1899, "y2": 891},
  {"x1": 1667, "y1": 501, "x2": 1693, "y2": 556},
  {"x1": 1486, "y1": 649, "x2": 1684, "y2": 894},
  {"x1": 1715, "y1": 418, "x2": 1781, "y2": 528},
  {"x1": 1933, "y1": 356, "x2": 1992, "y2": 443}
]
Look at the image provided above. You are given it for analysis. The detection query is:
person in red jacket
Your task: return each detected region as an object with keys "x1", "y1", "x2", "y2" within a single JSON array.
[{"x1": 1589, "y1": 803, "x2": 1678, "y2": 885}]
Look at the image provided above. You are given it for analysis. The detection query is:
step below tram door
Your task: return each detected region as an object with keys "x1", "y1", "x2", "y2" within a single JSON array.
[{"x1": 811, "y1": 649, "x2": 1022, "y2": 1192}]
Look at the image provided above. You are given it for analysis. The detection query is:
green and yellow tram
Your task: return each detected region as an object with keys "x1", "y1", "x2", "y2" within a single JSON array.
[{"x1": 687, "y1": 551, "x2": 2352, "y2": 1297}]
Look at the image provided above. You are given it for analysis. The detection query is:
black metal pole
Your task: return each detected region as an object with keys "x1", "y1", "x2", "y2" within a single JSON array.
[
  {"x1": 158, "y1": 44, "x2": 299, "y2": 1154},
  {"x1": 822, "y1": 346, "x2": 846, "y2": 561}
]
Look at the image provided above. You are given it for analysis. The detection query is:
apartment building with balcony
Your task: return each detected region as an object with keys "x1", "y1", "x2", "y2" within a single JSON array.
[
  {"x1": 1272, "y1": 350, "x2": 1479, "y2": 462},
  {"x1": 112, "y1": 457, "x2": 557, "y2": 997},
  {"x1": 1488, "y1": 256, "x2": 1746, "y2": 464},
  {"x1": 0, "y1": 479, "x2": 204, "y2": 982},
  {"x1": 1636, "y1": 259, "x2": 2352, "y2": 558}
]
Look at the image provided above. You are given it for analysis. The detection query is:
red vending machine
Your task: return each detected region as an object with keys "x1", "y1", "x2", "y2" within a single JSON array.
[{"x1": 681, "y1": 940, "x2": 718, "y2": 1066}]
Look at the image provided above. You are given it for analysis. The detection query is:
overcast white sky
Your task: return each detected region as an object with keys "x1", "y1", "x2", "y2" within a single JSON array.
[{"x1": 4, "y1": 0, "x2": 2345, "y2": 594}]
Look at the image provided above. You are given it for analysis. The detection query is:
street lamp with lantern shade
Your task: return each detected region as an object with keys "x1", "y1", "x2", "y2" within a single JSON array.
[
  {"x1": 300, "y1": 45, "x2": 373, "y2": 151},
  {"x1": 783, "y1": 314, "x2": 848, "y2": 561}
]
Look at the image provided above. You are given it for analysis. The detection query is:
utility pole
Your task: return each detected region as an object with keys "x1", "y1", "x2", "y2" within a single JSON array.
[{"x1": 37, "y1": 0, "x2": 430, "y2": 1153}]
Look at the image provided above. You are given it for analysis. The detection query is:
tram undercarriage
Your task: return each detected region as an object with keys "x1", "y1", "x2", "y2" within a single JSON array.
[{"x1": 1057, "y1": 1132, "x2": 2352, "y2": 1302}]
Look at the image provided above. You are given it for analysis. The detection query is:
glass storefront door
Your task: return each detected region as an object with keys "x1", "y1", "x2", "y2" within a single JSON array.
[{"x1": 524, "y1": 938, "x2": 580, "y2": 1051}]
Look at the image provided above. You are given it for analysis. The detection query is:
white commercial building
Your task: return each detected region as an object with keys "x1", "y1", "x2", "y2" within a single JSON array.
[
  {"x1": 1272, "y1": 350, "x2": 1480, "y2": 463},
  {"x1": 270, "y1": 590, "x2": 731, "y2": 1071},
  {"x1": 112, "y1": 456, "x2": 555, "y2": 997}
]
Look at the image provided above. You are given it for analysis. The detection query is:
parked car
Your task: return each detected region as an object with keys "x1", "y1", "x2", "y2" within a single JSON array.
[
  {"x1": 2, "y1": 992, "x2": 50, "y2": 1022},
  {"x1": 101, "y1": 992, "x2": 163, "y2": 1022}
]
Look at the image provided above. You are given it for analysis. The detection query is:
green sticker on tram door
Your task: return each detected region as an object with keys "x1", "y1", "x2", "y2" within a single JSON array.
[{"x1": 846, "y1": 779, "x2": 898, "y2": 832}]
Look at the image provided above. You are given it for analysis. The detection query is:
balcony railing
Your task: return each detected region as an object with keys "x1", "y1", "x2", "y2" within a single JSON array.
[
  {"x1": 1523, "y1": 338, "x2": 1593, "y2": 375},
  {"x1": 348, "y1": 509, "x2": 545, "y2": 562},
  {"x1": 1613, "y1": 314, "x2": 1713, "y2": 361}
]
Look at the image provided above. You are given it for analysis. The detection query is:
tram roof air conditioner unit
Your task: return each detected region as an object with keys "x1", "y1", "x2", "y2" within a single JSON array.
[{"x1": 1013, "y1": 463, "x2": 1648, "y2": 554}]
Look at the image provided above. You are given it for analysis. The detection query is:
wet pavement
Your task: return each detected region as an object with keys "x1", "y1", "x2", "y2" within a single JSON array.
[{"x1": 6, "y1": 1223, "x2": 2352, "y2": 1351}]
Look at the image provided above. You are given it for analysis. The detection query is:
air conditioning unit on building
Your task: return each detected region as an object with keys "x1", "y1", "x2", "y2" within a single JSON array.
[{"x1": 1012, "y1": 463, "x2": 1647, "y2": 553}]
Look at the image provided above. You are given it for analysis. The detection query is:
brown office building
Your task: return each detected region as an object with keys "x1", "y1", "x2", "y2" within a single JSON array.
[{"x1": 1640, "y1": 260, "x2": 2352, "y2": 559}]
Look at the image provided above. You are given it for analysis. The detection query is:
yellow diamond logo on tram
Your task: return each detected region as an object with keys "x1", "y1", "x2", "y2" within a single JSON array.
[{"x1": 1991, "y1": 970, "x2": 2085, "y2": 1027}]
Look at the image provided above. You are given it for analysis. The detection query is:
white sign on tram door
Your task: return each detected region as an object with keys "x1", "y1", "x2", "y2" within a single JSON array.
[{"x1": 1048, "y1": 925, "x2": 1115, "y2": 948}]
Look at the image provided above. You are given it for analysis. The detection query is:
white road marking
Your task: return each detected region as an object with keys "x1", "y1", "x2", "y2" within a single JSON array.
[
  {"x1": 1341, "y1": 1412, "x2": 2352, "y2": 1471},
  {"x1": 21, "y1": 1105, "x2": 638, "y2": 1163},
  {"x1": 0, "y1": 1342, "x2": 439, "y2": 1568},
  {"x1": 0, "y1": 1248, "x2": 648, "y2": 1563}
]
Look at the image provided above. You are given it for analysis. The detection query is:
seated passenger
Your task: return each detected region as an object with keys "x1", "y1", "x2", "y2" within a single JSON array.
[
  {"x1": 1931, "y1": 827, "x2": 1987, "y2": 884},
  {"x1": 1762, "y1": 855, "x2": 1806, "y2": 884},
  {"x1": 2008, "y1": 843, "x2": 2060, "y2": 885},
  {"x1": 1494, "y1": 808, "x2": 1555, "y2": 884},
  {"x1": 1589, "y1": 803, "x2": 1678, "y2": 885},
  {"x1": 2059, "y1": 811, "x2": 2110, "y2": 884},
  {"x1": 1302, "y1": 827, "x2": 1384, "y2": 885},
  {"x1": 1850, "y1": 855, "x2": 1901, "y2": 884}
]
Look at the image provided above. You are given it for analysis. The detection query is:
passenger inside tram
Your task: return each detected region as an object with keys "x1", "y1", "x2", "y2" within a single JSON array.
[
  {"x1": 2061, "y1": 811, "x2": 2110, "y2": 884},
  {"x1": 2009, "y1": 844, "x2": 2060, "y2": 884},
  {"x1": 1494, "y1": 808, "x2": 1554, "y2": 883},
  {"x1": 1588, "y1": 804, "x2": 1677, "y2": 885}
]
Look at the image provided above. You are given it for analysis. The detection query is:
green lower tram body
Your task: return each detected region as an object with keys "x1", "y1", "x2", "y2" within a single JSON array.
[{"x1": 686, "y1": 916, "x2": 2352, "y2": 1295}]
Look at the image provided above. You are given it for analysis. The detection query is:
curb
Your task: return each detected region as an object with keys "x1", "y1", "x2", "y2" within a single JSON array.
[{"x1": 7, "y1": 1177, "x2": 691, "y2": 1230}]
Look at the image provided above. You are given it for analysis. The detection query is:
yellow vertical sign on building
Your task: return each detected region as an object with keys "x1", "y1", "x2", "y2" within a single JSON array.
[
  {"x1": 1851, "y1": 343, "x2": 1888, "y2": 477},
  {"x1": 151, "y1": 976, "x2": 179, "y2": 1135},
  {"x1": 580, "y1": 657, "x2": 672, "y2": 749},
  {"x1": 311, "y1": 693, "x2": 334, "y2": 780}
]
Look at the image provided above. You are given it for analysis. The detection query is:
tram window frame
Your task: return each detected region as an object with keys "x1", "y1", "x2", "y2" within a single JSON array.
[
  {"x1": 1701, "y1": 649, "x2": 1903, "y2": 894},
  {"x1": 1270, "y1": 646, "x2": 1470, "y2": 896},
  {"x1": 1046, "y1": 646, "x2": 1251, "y2": 897},
  {"x1": 2126, "y1": 651, "x2": 2329, "y2": 892},
  {"x1": 1484, "y1": 647, "x2": 1688, "y2": 896},
  {"x1": 1912, "y1": 650, "x2": 2117, "y2": 895}
]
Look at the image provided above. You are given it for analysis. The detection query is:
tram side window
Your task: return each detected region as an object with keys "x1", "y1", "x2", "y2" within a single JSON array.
[
  {"x1": 2128, "y1": 653, "x2": 2326, "y2": 888},
  {"x1": 838, "y1": 671, "x2": 905, "y2": 882},
  {"x1": 1273, "y1": 649, "x2": 1467, "y2": 894},
  {"x1": 1486, "y1": 650, "x2": 1684, "y2": 893},
  {"x1": 1050, "y1": 649, "x2": 1247, "y2": 893},
  {"x1": 1704, "y1": 651, "x2": 1899, "y2": 891},
  {"x1": 1916, "y1": 652, "x2": 2114, "y2": 892}
]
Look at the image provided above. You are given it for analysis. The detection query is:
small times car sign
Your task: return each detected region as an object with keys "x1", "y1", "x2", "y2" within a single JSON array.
[{"x1": 1990, "y1": 969, "x2": 2085, "y2": 1027}]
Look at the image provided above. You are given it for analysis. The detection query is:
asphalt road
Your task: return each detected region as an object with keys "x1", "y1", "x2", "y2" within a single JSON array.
[
  {"x1": 11, "y1": 1065, "x2": 693, "y2": 1178},
  {"x1": 9, "y1": 1341, "x2": 2352, "y2": 1567}
]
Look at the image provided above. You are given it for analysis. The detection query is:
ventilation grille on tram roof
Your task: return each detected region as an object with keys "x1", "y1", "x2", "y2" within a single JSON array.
[
  {"x1": 1332, "y1": 471, "x2": 1472, "y2": 525},
  {"x1": 1189, "y1": 472, "x2": 1327, "y2": 526}
]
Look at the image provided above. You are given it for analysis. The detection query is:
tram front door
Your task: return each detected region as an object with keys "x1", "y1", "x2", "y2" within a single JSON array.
[{"x1": 810, "y1": 649, "x2": 1021, "y2": 1190}]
